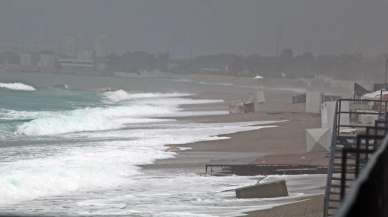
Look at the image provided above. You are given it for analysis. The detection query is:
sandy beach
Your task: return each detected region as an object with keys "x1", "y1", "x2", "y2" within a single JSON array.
[
  {"x1": 146, "y1": 74, "x2": 324, "y2": 171},
  {"x1": 242, "y1": 194, "x2": 324, "y2": 217},
  {"x1": 142, "y1": 74, "x2": 331, "y2": 216}
]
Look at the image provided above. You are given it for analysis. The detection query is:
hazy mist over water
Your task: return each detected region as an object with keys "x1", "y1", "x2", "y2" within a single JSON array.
[
  {"x1": 0, "y1": 1, "x2": 379, "y2": 216},
  {"x1": 1, "y1": 0, "x2": 388, "y2": 57}
]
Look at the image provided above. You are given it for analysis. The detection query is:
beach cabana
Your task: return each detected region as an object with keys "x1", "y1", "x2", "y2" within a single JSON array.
[{"x1": 362, "y1": 90, "x2": 388, "y2": 100}]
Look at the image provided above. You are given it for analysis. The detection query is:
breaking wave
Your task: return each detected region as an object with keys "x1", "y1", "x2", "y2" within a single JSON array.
[
  {"x1": 102, "y1": 89, "x2": 191, "y2": 103},
  {"x1": 0, "y1": 82, "x2": 36, "y2": 91},
  {"x1": 15, "y1": 105, "x2": 177, "y2": 136}
]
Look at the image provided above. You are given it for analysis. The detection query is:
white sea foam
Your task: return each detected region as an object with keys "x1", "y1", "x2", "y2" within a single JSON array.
[
  {"x1": 0, "y1": 141, "x2": 174, "y2": 205},
  {"x1": 0, "y1": 89, "x2": 295, "y2": 215},
  {"x1": 102, "y1": 89, "x2": 192, "y2": 103},
  {"x1": 15, "y1": 105, "x2": 176, "y2": 136},
  {"x1": 0, "y1": 109, "x2": 49, "y2": 120},
  {"x1": 0, "y1": 82, "x2": 36, "y2": 91},
  {"x1": 15, "y1": 91, "x2": 227, "y2": 136},
  {"x1": 0, "y1": 121, "x2": 280, "y2": 207},
  {"x1": 199, "y1": 81, "x2": 234, "y2": 86}
]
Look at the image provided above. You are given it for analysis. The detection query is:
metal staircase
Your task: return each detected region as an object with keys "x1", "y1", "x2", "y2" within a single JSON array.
[{"x1": 323, "y1": 99, "x2": 388, "y2": 217}]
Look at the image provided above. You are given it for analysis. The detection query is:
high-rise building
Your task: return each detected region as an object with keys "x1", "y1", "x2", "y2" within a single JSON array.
[
  {"x1": 94, "y1": 34, "x2": 110, "y2": 58},
  {"x1": 38, "y1": 53, "x2": 57, "y2": 72},
  {"x1": 64, "y1": 36, "x2": 77, "y2": 57},
  {"x1": 20, "y1": 53, "x2": 32, "y2": 66}
]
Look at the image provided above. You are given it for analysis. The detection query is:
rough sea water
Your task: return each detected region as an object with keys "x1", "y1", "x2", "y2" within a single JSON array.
[{"x1": 0, "y1": 73, "x2": 325, "y2": 217}]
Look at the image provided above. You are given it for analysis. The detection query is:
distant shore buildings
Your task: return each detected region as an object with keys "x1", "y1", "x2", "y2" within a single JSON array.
[{"x1": 0, "y1": 40, "x2": 388, "y2": 82}]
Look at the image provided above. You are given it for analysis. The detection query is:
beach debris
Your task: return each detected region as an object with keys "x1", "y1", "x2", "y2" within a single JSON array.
[
  {"x1": 228, "y1": 101, "x2": 255, "y2": 114},
  {"x1": 166, "y1": 144, "x2": 179, "y2": 152},
  {"x1": 235, "y1": 179, "x2": 288, "y2": 199}
]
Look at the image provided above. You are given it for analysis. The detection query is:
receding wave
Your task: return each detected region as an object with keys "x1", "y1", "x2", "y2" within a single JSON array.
[{"x1": 0, "y1": 82, "x2": 36, "y2": 91}]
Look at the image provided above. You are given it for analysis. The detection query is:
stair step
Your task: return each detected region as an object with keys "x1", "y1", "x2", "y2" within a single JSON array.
[
  {"x1": 328, "y1": 199, "x2": 341, "y2": 203},
  {"x1": 330, "y1": 184, "x2": 351, "y2": 188},
  {"x1": 331, "y1": 177, "x2": 355, "y2": 181}
]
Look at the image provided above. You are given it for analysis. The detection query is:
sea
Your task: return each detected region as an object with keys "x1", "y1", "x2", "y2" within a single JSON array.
[{"x1": 0, "y1": 72, "x2": 325, "y2": 217}]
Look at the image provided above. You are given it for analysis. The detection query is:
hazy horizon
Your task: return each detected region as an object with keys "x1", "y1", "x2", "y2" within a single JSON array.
[{"x1": 1, "y1": 0, "x2": 388, "y2": 57}]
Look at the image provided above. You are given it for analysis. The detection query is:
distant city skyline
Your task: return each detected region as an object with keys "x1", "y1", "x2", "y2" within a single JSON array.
[{"x1": 1, "y1": 0, "x2": 388, "y2": 57}]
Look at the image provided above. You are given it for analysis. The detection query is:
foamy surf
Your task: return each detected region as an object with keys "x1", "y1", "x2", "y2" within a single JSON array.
[
  {"x1": 0, "y1": 86, "x2": 298, "y2": 217},
  {"x1": 0, "y1": 82, "x2": 36, "y2": 91},
  {"x1": 15, "y1": 105, "x2": 177, "y2": 136},
  {"x1": 102, "y1": 89, "x2": 192, "y2": 103},
  {"x1": 0, "y1": 121, "x2": 277, "y2": 207},
  {"x1": 15, "y1": 90, "x2": 226, "y2": 136}
]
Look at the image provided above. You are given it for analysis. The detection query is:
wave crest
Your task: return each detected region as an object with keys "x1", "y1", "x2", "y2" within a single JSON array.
[
  {"x1": 16, "y1": 105, "x2": 176, "y2": 136},
  {"x1": 0, "y1": 82, "x2": 36, "y2": 91},
  {"x1": 102, "y1": 89, "x2": 191, "y2": 103}
]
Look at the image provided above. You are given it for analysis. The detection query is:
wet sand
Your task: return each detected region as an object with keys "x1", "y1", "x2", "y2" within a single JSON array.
[
  {"x1": 242, "y1": 194, "x2": 324, "y2": 217},
  {"x1": 146, "y1": 79, "x2": 323, "y2": 173},
  {"x1": 143, "y1": 75, "x2": 329, "y2": 216}
]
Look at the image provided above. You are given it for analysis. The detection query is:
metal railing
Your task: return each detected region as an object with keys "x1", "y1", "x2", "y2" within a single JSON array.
[
  {"x1": 324, "y1": 98, "x2": 388, "y2": 217},
  {"x1": 335, "y1": 135, "x2": 388, "y2": 217}
]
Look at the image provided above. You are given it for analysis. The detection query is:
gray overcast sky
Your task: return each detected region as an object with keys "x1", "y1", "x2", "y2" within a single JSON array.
[{"x1": 0, "y1": 0, "x2": 388, "y2": 57}]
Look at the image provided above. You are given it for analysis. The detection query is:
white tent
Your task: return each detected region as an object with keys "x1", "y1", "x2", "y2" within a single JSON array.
[
  {"x1": 362, "y1": 90, "x2": 388, "y2": 100},
  {"x1": 321, "y1": 101, "x2": 349, "y2": 129},
  {"x1": 306, "y1": 128, "x2": 330, "y2": 152}
]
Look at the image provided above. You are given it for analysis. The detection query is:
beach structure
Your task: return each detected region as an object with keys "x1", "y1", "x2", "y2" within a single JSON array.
[
  {"x1": 235, "y1": 179, "x2": 288, "y2": 199},
  {"x1": 292, "y1": 93, "x2": 306, "y2": 103},
  {"x1": 306, "y1": 128, "x2": 330, "y2": 152},
  {"x1": 305, "y1": 92, "x2": 323, "y2": 113},
  {"x1": 228, "y1": 101, "x2": 255, "y2": 114},
  {"x1": 362, "y1": 89, "x2": 388, "y2": 100},
  {"x1": 335, "y1": 131, "x2": 388, "y2": 217},
  {"x1": 256, "y1": 90, "x2": 265, "y2": 104},
  {"x1": 305, "y1": 99, "x2": 350, "y2": 152},
  {"x1": 353, "y1": 82, "x2": 369, "y2": 99},
  {"x1": 373, "y1": 83, "x2": 388, "y2": 91},
  {"x1": 38, "y1": 53, "x2": 57, "y2": 72},
  {"x1": 205, "y1": 163, "x2": 327, "y2": 176},
  {"x1": 323, "y1": 98, "x2": 388, "y2": 217},
  {"x1": 58, "y1": 58, "x2": 95, "y2": 74}
]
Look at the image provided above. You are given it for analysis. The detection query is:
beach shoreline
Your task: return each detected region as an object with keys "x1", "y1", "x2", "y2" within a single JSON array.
[{"x1": 141, "y1": 74, "x2": 328, "y2": 216}]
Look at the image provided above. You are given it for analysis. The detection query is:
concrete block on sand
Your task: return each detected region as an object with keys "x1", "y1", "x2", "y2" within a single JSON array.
[{"x1": 236, "y1": 179, "x2": 288, "y2": 199}]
